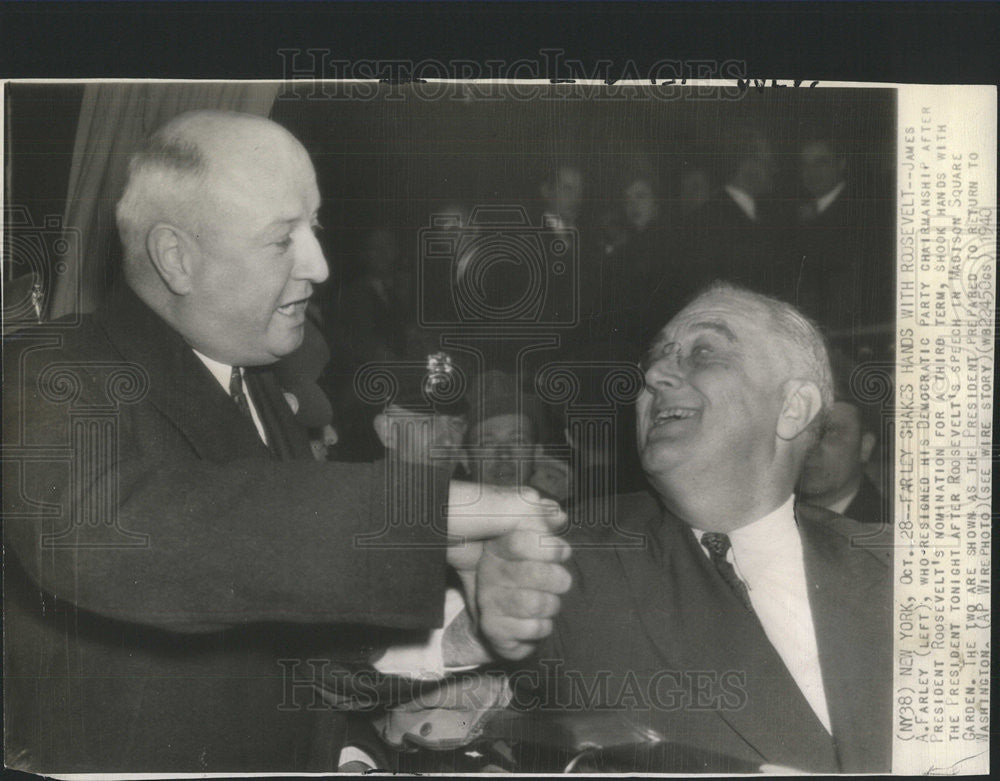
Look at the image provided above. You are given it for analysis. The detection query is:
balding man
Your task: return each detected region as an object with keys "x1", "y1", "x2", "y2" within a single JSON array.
[
  {"x1": 3, "y1": 111, "x2": 563, "y2": 773},
  {"x1": 475, "y1": 282, "x2": 892, "y2": 772}
]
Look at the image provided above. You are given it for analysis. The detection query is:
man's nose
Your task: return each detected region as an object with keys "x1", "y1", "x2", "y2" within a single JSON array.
[
  {"x1": 644, "y1": 352, "x2": 684, "y2": 389},
  {"x1": 294, "y1": 228, "x2": 330, "y2": 284}
]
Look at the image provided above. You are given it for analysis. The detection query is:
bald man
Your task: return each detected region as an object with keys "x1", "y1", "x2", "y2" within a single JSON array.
[{"x1": 3, "y1": 111, "x2": 564, "y2": 773}]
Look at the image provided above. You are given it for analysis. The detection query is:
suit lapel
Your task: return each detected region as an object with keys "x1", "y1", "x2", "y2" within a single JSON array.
[
  {"x1": 97, "y1": 284, "x2": 305, "y2": 463},
  {"x1": 618, "y1": 512, "x2": 838, "y2": 771},
  {"x1": 797, "y1": 504, "x2": 893, "y2": 771},
  {"x1": 245, "y1": 369, "x2": 313, "y2": 461}
]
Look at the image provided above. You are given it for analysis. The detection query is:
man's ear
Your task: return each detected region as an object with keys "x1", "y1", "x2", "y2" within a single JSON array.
[
  {"x1": 777, "y1": 379, "x2": 824, "y2": 441},
  {"x1": 373, "y1": 412, "x2": 393, "y2": 449},
  {"x1": 147, "y1": 222, "x2": 197, "y2": 295},
  {"x1": 860, "y1": 431, "x2": 876, "y2": 463}
]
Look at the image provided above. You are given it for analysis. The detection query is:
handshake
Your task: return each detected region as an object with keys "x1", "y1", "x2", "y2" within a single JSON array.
[
  {"x1": 375, "y1": 405, "x2": 572, "y2": 660},
  {"x1": 445, "y1": 481, "x2": 572, "y2": 661}
]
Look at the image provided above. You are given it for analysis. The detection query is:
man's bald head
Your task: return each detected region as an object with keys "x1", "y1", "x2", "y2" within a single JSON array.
[
  {"x1": 115, "y1": 110, "x2": 328, "y2": 366},
  {"x1": 116, "y1": 111, "x2": 312, "y2": 275}
]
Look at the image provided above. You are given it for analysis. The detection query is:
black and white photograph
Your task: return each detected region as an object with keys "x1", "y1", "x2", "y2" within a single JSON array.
[{"x1": 1, "y1": 4, "x2": 994, "y2": 778}]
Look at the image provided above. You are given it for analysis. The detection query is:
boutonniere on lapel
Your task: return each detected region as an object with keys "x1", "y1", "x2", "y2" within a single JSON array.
[{"x1": 424, "y1": 351, "x2": 456, "y2": 401}]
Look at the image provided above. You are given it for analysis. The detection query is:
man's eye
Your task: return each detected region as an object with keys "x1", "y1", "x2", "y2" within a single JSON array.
[
  {"x1": 310, "y1": 221, "x2": 324, "y2": 236},
  {"x1": 275, "y1": 236, "x2": 293, "y2": 251}
]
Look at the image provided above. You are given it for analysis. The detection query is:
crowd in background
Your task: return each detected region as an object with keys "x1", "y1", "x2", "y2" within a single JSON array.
[{"x1": 284, "y1": 127, "x2": 893, "y2": 527}]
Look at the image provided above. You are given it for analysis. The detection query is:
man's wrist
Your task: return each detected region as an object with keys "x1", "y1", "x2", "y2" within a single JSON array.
[{"x1": 442, "y1": 607, "x2": 493, "y2": 668}]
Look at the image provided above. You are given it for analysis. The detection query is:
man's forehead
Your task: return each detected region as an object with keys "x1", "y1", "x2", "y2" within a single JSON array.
[
  {"x1": 475, "y1": 412, "x2": 534, "y2": 438},
  {"x1": 802, "y1": 143, "x2": 835, "y2": 163},
  {"x1": 656, "y1": 296, "x2": 756, "y2": 342},
  {"x1": 204, "y1": 144, "x2": 320, "y2": 214}
]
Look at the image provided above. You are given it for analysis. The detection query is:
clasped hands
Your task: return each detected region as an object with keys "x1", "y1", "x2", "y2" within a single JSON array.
[{"x1": 375, "y1": 406, "x2": 573, "y2": 660}]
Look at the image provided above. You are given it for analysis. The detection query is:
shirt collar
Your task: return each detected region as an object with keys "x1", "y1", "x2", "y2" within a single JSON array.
[
  {"x1": 728, "y1": 494, "x2": 798, "y2": 556},
  {"x1": 691, "y1": 495, "x2": 797, "y2": 555},
  {"x1": 689, "y1": 495, "x2": 799, "y2": 590},
  {"x1": 815, "y1": 180, "x2": 846, "y2": 215},
  {"x1": 192, "y1": 349, "x2": 236, "y2": 395},
  {"x1": 723, "y1": 184, "x2": 757, "y2": 221},
  {"x1": 827, "y1": 484, "x2": 860, "y2": 516}
]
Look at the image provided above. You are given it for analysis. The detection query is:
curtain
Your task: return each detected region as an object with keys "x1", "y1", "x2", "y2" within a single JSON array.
[{"x1": 49, "y1": 82, "x2": 281, "y2": 319}]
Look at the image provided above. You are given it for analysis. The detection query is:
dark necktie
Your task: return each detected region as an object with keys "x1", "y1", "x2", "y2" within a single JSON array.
[
  {"x1": 229, "y1": 367, "x2": 253, "y2": 419},
  {"x1": 700, "y1": 532, "x2": 754, "y2": 611}
]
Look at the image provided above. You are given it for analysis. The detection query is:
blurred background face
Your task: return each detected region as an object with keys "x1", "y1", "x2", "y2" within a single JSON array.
[
  {"x1": 624, "y1": 179, "x2": 658, "y2": 230},
  {"x1": 363, "y1": 229, "x2": 399, "y2": 281},
  {"x1": 467, "y1": 412, "x2": 536, "y2": 487},
  {"x1": 734, "y1": 136, "x2": 777, "y2": 198},
  {"x1": 679, "y1": 168, "x2": 711, "y2": 216},
  {"x1": 544, "y1": 165, "x2": 584, "y2": 221},
  {"x1": 182, "y1": 134, "x2": 328, "y2": 366},
  {"x1": 799, "y1": 401, "x2": 873, "y2": 500},
  {"x1": 800, "y1": 142, "x2": 845, "y2": 199}
]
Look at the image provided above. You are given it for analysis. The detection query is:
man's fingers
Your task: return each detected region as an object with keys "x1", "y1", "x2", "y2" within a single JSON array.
[
  {"x1": 481, "y1": 614, "x2": 553, "y2": 643},
  {"x1": 477, "y1": 584, "x2": 563, "y2": 620},
  {"x1": 489, "y1": 529, "x2": 571, "y2": 563},
  {"x1": 447, "y1": 482, "x2": 567, "y2": 540},
  {"x1": 503, "y1": 588, "x2": 562, "y2": 619},
  {"x1": 484, "y1": 558, "x2": 573, "y2": 595},
  {"x1": 514, "y1": 502, "x2": 568, "y2": 534},
  {"x1": 488, "y1": 639, "x2": 538, "y2": 661}
]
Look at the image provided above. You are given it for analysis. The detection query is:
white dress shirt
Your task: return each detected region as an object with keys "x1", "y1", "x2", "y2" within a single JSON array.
[
  {"x1": 827, "y1": 484, "x2": 859, "y2": 516},
  {"x1": 723, "y1": 184, "x2": 757, "y2": 222},
  {"x1": 694, "y1": 496, "x2": 832, "y2": 734},
  {"x1": 815, "y1": 180, "x2": 846, "y2": 216},
  {"x1": 192, "y1": 350, "x2": 269, "y2": 445}
]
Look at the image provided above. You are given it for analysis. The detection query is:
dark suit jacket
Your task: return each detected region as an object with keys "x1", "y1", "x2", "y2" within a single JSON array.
[
  {"x1": 788, "y1": 186, "x2": 895, "y2": 336},
  {"x1": 3, "y1": 283, "x2": 451, "y2": 773},
  {"x1": 844, "y1": 475, "x2": 887, "y2": 526},
  {"x1": 532, "y1": 491, "x2": 891, "y2": 773},
  {"x1": 683, "y1": 189, "x2": 794, "y2": 303}
]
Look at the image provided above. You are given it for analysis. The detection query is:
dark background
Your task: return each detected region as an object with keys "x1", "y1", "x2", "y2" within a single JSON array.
[
  {"x1": 2, "y1": 2, "x2": 998, "y2": 83},
  {"x1": 5, "y1": 82, "x2": 896, "y2": 286}
]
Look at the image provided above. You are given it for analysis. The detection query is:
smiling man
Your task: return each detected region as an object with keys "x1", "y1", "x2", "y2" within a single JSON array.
[
  {"x1": 3, "y1": 111, "x2": 566, "y2": 774},
  {"x1": 474, "y1": 282, "x2": 892, "y2": 772}
]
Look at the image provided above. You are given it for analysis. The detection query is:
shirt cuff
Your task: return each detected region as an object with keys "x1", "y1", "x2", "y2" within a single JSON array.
[{"x1": 373, "y1": 587, "x2": 468, "y2": 679}]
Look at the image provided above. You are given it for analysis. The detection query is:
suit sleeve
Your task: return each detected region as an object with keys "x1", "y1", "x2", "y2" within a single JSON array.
[{"x1": 3, "y1": 342, "x2": 450, "y2": 634}]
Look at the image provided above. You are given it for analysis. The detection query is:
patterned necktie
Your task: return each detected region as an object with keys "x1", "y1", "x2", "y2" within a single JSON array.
[
  {"x1": 700, "y1": 532, "x2": 754, "y2": 611},
  {"x1": 229, "y1": 367, "x2": 253, "y2": 419}
]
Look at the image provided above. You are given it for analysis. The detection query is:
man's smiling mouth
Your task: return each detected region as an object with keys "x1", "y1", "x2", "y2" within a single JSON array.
[
  {"x1": 276, "y1": 297, "x2": 310, "y2": 317},
  {"x1": 651, "y1": 407, "x2": 699, "y2": 427}
]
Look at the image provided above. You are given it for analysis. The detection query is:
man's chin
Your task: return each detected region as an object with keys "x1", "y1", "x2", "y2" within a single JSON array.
[
  {"x1": 639, "y1": 440, "x2": 689, "y2": 475},
  {"x1": 267, "y1": 329, "x2": 306, "y2": 360}
]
